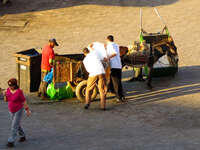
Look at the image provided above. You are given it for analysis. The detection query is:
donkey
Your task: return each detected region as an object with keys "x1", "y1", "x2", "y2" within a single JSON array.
[{"x1": 120, "y1": 36, "x2": 178, "y2": 89}]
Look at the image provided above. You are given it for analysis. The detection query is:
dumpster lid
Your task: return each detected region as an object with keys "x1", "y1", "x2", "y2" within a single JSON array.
[{"x1": 16, "y1": 48, "x2": 40, "y2": 57}]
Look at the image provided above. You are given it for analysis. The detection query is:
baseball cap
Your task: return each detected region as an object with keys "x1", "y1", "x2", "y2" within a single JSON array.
[{"x1": 49, "y1": 38, "x2": 59, "y2": 46}]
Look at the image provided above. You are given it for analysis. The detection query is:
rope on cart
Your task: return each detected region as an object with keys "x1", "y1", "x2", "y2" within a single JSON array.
[{"x1": 154, "y1": 8, "x2": 170, "y2": 37}]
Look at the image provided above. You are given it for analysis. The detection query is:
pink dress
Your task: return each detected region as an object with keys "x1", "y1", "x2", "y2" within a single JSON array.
[{"x1": 6, "y1": 88, "x2": 26, "y2": 113}]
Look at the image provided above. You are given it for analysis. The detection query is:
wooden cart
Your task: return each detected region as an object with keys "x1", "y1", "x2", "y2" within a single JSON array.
[{"x1": 53, "y1": 54, "x2": 98, "y2": 102}]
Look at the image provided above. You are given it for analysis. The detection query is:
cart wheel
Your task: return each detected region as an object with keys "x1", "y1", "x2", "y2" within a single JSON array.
[
  {"x1": 69, "y1": 78, "x2": 84, "y2": 91},
  {"x1": 75, "y1": 80, "x2": 98, "y2": 102}
]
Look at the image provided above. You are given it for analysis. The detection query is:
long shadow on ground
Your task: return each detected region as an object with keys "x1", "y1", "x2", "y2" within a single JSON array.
[
  {"x1": 122, "y1": 65, "x2": 200, "y2": 105},
  {"x1": 0, "y1": 0, "x2": 179, "y2": 16}
]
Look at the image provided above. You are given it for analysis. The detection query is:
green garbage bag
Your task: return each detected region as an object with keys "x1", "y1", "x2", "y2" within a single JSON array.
[
  {"x1": 47, "y1": 82, "x2": 74, "y2": 101},
  {"x1": 66, "y1": 83, "x2": 74, "y2": 98},
  {"x1": 57, "y1": 83, "x2": 74, "y2": 100},
  {"x1": 47, "y1": 83, "x2": 57, "y2": 100}
]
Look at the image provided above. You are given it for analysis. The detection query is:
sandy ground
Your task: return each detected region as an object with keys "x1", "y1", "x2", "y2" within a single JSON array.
[
  {"x1": 0, "y1": 0, "x2": 200, "y2": 149},
  {"x1": 0, "y1": 0, "x2": 200, "y2": 88}
]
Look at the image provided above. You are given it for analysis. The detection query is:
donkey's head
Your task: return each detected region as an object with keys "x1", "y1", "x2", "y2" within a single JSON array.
[{"x1": 152, "y1": 36, "x2": 178, "y2": 65}]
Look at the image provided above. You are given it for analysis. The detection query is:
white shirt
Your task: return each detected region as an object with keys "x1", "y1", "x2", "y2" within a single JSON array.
[
  {"x1": 106, "y1": 42, "x2": 122, "y2": 69},
  {"x1": 83, "y1": 51, "x2": 105, "y2": 77},
  {"x1": 88, "y1": 42, "x2": 107, "y2": 60}
]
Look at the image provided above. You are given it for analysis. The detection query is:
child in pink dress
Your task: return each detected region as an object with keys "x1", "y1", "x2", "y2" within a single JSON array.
[{"x1": 4, "y1": 78, "x2": 31, "y2": 148}]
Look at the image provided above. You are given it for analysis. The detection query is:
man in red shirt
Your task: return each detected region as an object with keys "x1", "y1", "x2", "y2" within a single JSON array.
[{"x1": 38, "y1": 38, "x2": 59, "y2": 99}]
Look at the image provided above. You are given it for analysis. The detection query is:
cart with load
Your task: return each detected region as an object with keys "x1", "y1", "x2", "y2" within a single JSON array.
[
  {"x1": 51, "y1": 54, "x2": 98, "y2": 102},
  {"x1": 121, "y1": 8, "x2": 179, "y2": 88}
]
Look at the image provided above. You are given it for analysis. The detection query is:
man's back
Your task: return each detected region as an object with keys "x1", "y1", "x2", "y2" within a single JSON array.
[
  {"x1": 90, "y1": 42, "x2": 107, "y2": 60},
  {"x1": 41, "y1": 45, "x2": 55, "y2": 71},
  {"x1": 83, "y1": 52, "x2": 105, "y2": 77}
]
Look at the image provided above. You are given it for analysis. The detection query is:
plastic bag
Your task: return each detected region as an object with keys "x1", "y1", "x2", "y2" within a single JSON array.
[
  {"x1": 44, "y1": 68, "x2": 53, "y2": 84},
  {"x1": 57, "y1": 83, "x2": 74, "y2": 100},
  {"x1": 47, "y1": 83, "x2": 57, "y2": 100},
  {"x1": 47, "y1": 82, "x2": 74, "y2": 101}
]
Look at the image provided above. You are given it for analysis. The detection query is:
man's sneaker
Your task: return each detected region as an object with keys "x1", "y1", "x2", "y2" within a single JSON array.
[
  {"x1": 84, "y1": 104, "x2": 90, "y2": 110},
  {"x1": 147, "y1": 83, "x2": 153, "y2": 89},
  {"x1": 115, "y1": 98, "x2": 122, "y2": 103},
  {"x1": 121, "y1": 97, "x2": 127, "y2": 102},
  {"x1": 115, "y1": 97, "x2": 126, "y2": 103},
  {"x1": 37, "y1": 92, "x2": 41, "y2": 97},
  {"x1": 7, "y1": 142, "x2": 14, "y2": 148},
  {"x1": 19, "y1": 136, "x2": 26, "y2": 142}
]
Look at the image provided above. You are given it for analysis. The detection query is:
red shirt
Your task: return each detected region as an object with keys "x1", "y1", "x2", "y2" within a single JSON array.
[
  {"x1": 6, "y1": 88, "x2": 26, "y2": 113},
  {"x1": 41, "y1": 45, "x2": 55, "y2": 71}
]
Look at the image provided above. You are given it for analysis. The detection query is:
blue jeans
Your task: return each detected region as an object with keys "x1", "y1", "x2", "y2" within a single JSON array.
[{"x1": 8, "y1": 108, "x2": 25, "y2": 143}]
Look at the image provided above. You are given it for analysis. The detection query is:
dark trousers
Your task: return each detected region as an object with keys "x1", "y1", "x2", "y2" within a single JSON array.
[
  {"x1": 38, "y1": 71, "x2": 48, "y2": 97},
  {"x1": 109, "y1": 68, "x2": 124, "y2": 99}
]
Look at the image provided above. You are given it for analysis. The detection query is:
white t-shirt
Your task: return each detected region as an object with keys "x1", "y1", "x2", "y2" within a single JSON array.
[
  {"x1": 88, "y1": 42, "x2": 107, "y2": 61},
  {"x1": 106, "y1": 42, "x2": 122, "y2": 69},
  {"x1": 83, "y1": 51, "x2": 105, "y2": 77}
]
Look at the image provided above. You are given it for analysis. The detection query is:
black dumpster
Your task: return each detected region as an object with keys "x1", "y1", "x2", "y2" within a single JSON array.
[{"x1": 15, "y1": 49, "x2": 41, "y2": 93}]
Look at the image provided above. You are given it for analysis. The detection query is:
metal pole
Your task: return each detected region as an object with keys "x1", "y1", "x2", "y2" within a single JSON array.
[
  {"x1": 154, "y1": 8, "x2": 166, "y2": 26},
  {"x1": 140, "y1": 8, "x2": 143, "y2": 31},
  {"x1": 154, "y1": 8, "x2": 171, "y2": 35}
]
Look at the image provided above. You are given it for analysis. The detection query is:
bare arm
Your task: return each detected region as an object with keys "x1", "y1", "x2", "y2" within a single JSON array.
[
  {"x1": 2, "y1": 90, "x2": 7, "y2": 102},
  {"x1": 108, "y1": 53, "x2": 117, "y2": 59},
  {"x1": 49, "y1": 59, "x2": 52, "y2": 64},
  {"x1": 88, "y1": 43, "x2": 94, "y2": 51},
  {"x1": 24, "y1": 101, "x2": 31, "y2": 116},
  {"x1": 4, "y1": 95, "x2": 7, "y2": 102},
  {"x1": 104, "y1": 53, "x2": 117, "y2": 62},
  {"x1": 106, "y1": 44, "x2": 117, "y2": 61},
  {"x1": 20, "y1": 90, "x2": 31, "y2": 116},
  {"x1": 24, "y1": 101, "x2": 29, "y2": 109},
  {"x1": 49, "y1": 58, "x2": 54, "y2": 65},
  {"x1": 49, "y1": 49, "x2": 55, "y2": 67}
]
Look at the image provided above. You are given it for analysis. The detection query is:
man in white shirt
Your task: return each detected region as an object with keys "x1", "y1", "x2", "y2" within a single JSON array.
[
  {"x1": 83, "y1": 48, "x2": 107, "y2": 110},
  {"x1": 88, "y1": 42, "x2": 107, "y2": 60},
  {"x1": 105, "y1": 35, "x2": 125, "y2": 102},
  {"x1": 88, "y1": 42, "x2": 110, "y2": 71}
]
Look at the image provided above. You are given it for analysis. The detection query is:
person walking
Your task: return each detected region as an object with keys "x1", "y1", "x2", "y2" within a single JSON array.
[
  {"x1": 4, "y1": 78, "x2": 31, "y2": 148},
  {"x1": 38, "y1": 38, "x2": 59, "y2": 99},
  {"x1": 105, "y1": 35, "x2": 125, "y2": 102},
  {"x1": 83, "y1": 48, "x2": 107, "y2": 110}
]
